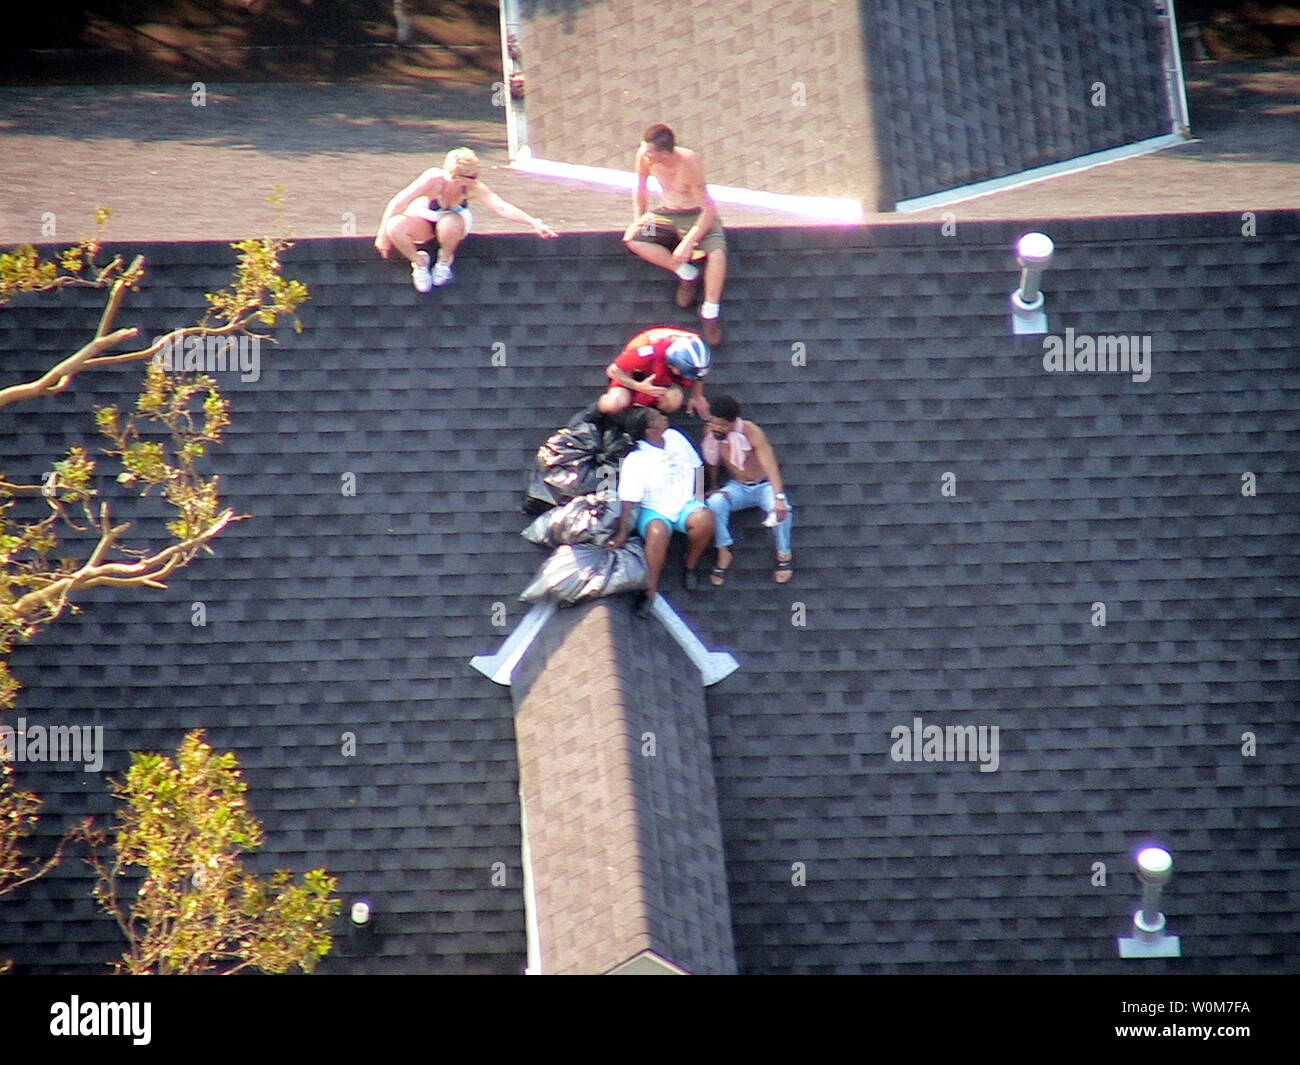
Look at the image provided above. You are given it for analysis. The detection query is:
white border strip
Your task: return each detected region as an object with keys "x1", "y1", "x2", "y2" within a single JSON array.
[
  {"x1": 895, "y1": 133, "x2": 1189, "y2": 212},
  {"x1": 1162, "y1": 2, "x2": 1192, "y2": 134},
  {"x1": 511, "y1": 153, "x2": 864, "y2": 223},
  {"x1": 519, "y1": 788, "x2": 543, "y2": 974},
  {"x1": 498, "y1": 0, "x2": 526, "y2": 159}
]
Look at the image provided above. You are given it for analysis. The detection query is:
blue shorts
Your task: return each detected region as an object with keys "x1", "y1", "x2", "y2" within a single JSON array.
[{"x1": 636, "y1": 499, "x2": 705, "y2": 538}]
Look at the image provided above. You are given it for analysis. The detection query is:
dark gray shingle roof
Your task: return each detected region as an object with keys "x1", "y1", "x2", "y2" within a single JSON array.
[
  {"x1": 1, "y1": 212, "x2": 1297, "y2": 973},
  {"x1": 864, "y1": 0, "x2": 1174, "y2": 202}
]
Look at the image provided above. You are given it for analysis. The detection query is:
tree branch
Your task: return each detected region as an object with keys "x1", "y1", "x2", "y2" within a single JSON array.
[
  {"x1": 82, "y1": 323, "x2": 247, "y2": 369},
  {"x1": 8, "y1": 509, "x2": 241, "y2": 623},
  {"x1": 95, "y1": 255, "x2": 144, "y2": 340},
  {"x1": 0, "y1": 328, "x2": 139, "y2": 410},
  {"x1": 0, "y1": 247, "x2": 252, "y2": 408},
  {"x1": 0, "y1": 816, "x2": 94, "y2": 901}
]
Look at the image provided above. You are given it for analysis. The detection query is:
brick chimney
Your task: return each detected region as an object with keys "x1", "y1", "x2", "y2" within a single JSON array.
[{"x1": 510, "y1": 598, "x2": 736, "y2": 975}]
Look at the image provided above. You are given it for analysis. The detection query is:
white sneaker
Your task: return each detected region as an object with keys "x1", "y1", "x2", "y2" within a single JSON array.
[
  {"x1": 432, "y1": 260, "x2": 454, "y2": 287},
  {"x1": 411, "y1": 255, "x2": 433, "y2": 293}
]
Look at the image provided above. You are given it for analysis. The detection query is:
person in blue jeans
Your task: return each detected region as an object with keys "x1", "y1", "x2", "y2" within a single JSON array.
[{"x1": 702, "y1": 394, "x2": 793, "y2": 585}]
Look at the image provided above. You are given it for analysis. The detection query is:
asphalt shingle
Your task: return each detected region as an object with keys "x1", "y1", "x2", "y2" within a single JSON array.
[{"x1": 0, "y1": 213, "x2": 1296, "y2": 973}]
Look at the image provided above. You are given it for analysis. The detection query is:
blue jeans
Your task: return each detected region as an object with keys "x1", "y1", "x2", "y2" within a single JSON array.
[{"x1": 706, "y1": 480, "x2": 793, "y2": 556}]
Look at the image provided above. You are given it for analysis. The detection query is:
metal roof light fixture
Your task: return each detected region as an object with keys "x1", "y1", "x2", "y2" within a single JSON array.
[
  {"x1": 1117, "y1": 846, "x2": 1182, "y2": 958},
  {"x1": 1010, "y1": 232, "x2": 1054, "y2": 335}
]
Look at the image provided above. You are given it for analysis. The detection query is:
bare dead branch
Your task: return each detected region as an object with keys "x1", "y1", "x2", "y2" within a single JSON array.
[
  {"x1": 0, "y1": 328, "x2": 139, "y2": 411},
  {"x1": 94, "y1": 255, "x2": 145, "y2": 339},
  {"x1": 0, "y1": 817, "x2": 95, "y2": 901},
  {"x1": 8, "y1": 509, "x2": 241, "y2": 623},
  {"x1": 81, "y1": 322, "x2": 247, "y2": 369}
]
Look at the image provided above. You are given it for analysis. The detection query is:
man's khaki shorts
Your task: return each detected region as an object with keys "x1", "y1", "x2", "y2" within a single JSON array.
[{"x1": 630, "y1": 205, "x2": 727, "y2": 255}]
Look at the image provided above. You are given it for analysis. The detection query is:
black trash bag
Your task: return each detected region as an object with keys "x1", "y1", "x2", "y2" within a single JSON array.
[
  {"x1": 538, "y1": 420, "x2": 603, "y2": 498},
  {"x1": 522, "y1": 464, "x2": 560, "y2": 516},
  {"x1": 531, "y1": 407, "x2": 637, "y2": 504},
  {"x1": 519, "y1": 541, "x2": 649, "y2": 605},
  {"x1": 595, "y1": 411, "x2": 638, "y2": 467},
  {"x1": 522, "y1": 490, "x2": 621, "y2": 548}
]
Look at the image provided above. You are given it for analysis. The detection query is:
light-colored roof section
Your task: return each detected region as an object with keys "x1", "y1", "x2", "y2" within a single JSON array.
[{"x1": 1, "y1": 60, "x2": 1295, "y2": 245}]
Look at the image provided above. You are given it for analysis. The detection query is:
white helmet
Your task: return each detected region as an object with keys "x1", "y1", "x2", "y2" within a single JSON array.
[{"x1": 665, "y1": 333, "x2": 711, "y2": 381}]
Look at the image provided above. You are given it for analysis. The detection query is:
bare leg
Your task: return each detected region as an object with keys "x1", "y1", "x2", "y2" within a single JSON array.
[
  {"x1": 702, "y1": 248, "x2": 727, "y2": 305},
  {"x1": 598, "y1": 387, "x2": 634, "y2": 414},
  {"x1": 386, "y1": 215, "x2": 434, "y2": 266},
  {"x1": 657, "y1": 385, "x2": 684, "y2": 413},
  {"x1": 434, "y1": 212, "x2": 467, "y2": 264},
  {"x1": 643, "y1": 519, "x2": 670, "y2": 599},
  {"x1": 625, "y1": 239, "x2": 682, "y2": 274},
  {"x1": 684, "y1": 507, "x2": 715, "y2": 570}
]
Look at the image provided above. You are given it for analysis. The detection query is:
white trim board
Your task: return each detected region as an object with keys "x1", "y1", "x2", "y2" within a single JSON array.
[
  {"x1": 510, "y1": 151, "x2": 865, "y2": 224},
  {"x1": 894, "y1": 133, "x2": 1190, "y2": 213}
]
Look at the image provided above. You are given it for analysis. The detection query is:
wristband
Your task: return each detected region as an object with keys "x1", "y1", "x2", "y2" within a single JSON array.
[{"x1": 776, "y1": 493, "x2": 788, "y2": 500}]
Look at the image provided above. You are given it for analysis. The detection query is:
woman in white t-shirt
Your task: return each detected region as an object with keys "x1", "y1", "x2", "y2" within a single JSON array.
[{"x1": 609, "y1": 408, "x2": 716, "y2": 613}]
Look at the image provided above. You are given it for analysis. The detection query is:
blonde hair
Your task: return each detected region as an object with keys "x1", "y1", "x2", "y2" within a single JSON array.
[{"x1": 443, "y1": 148, "x2": 480, "y2": 176}]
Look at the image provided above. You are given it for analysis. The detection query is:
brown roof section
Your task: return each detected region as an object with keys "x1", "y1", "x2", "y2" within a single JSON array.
[
  {"x1": 1, "y1": 61, "x2": 1296, "y2": 247},
  {"x1": 516, "y1": 0, "x2": 882, "y2": 203},
  {"x1": 511, "y1": 598, "x2": 736, "y2": 975}
]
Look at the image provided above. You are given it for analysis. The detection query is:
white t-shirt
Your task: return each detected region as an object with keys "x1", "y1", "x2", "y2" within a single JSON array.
[{"x1": 617, "y1": 429, "x2": 702, "y2": 519}]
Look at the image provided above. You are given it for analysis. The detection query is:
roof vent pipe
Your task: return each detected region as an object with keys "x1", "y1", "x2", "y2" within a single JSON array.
[
  {"x1": 1118, "y1": 846, "x2": 1182, "y2": 958},
  {"x1": 1010, "y1": 232, "x2": 1053, "y2": 335}
]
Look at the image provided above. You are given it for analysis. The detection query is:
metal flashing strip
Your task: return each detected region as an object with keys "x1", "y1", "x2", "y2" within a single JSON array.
[
  {"x1": 470, "y1": 601, "x2": 557, "y2": 685},
  {"x1": 470, "y1": 596, "x2": 739, "y2": 687},
  {"x1": 894, "y1": 133, "x2": 1189, "y2": 213},
  {"x1": 606, "y1": 950, "x2": 690, "y2": 975},
  {"x1": 651, "y1": 594, "x2": 739, "y2": 687},
  {"x1": 510, "y1": 152, "x2": 865, "y2": 224},
  {"x1": 1118, "y1": 932, "x2": 1182, "y2": 959}
]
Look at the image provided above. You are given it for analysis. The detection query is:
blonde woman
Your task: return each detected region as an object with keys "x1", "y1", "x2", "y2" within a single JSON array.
[{"x1": 375, "y1": 148, "x2": 558, "y2": 291}]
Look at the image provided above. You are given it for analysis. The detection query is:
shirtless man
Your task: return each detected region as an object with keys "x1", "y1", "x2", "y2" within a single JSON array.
[
  {"x1": 622, "y1": 124, "x2": 727, "y2": 346},
  {"x1": 375, "y1": 147, "x2": 557, "y2": 292},
  {"x1": 702, "y1": 394, "x2": 794, "y2": 585}
]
